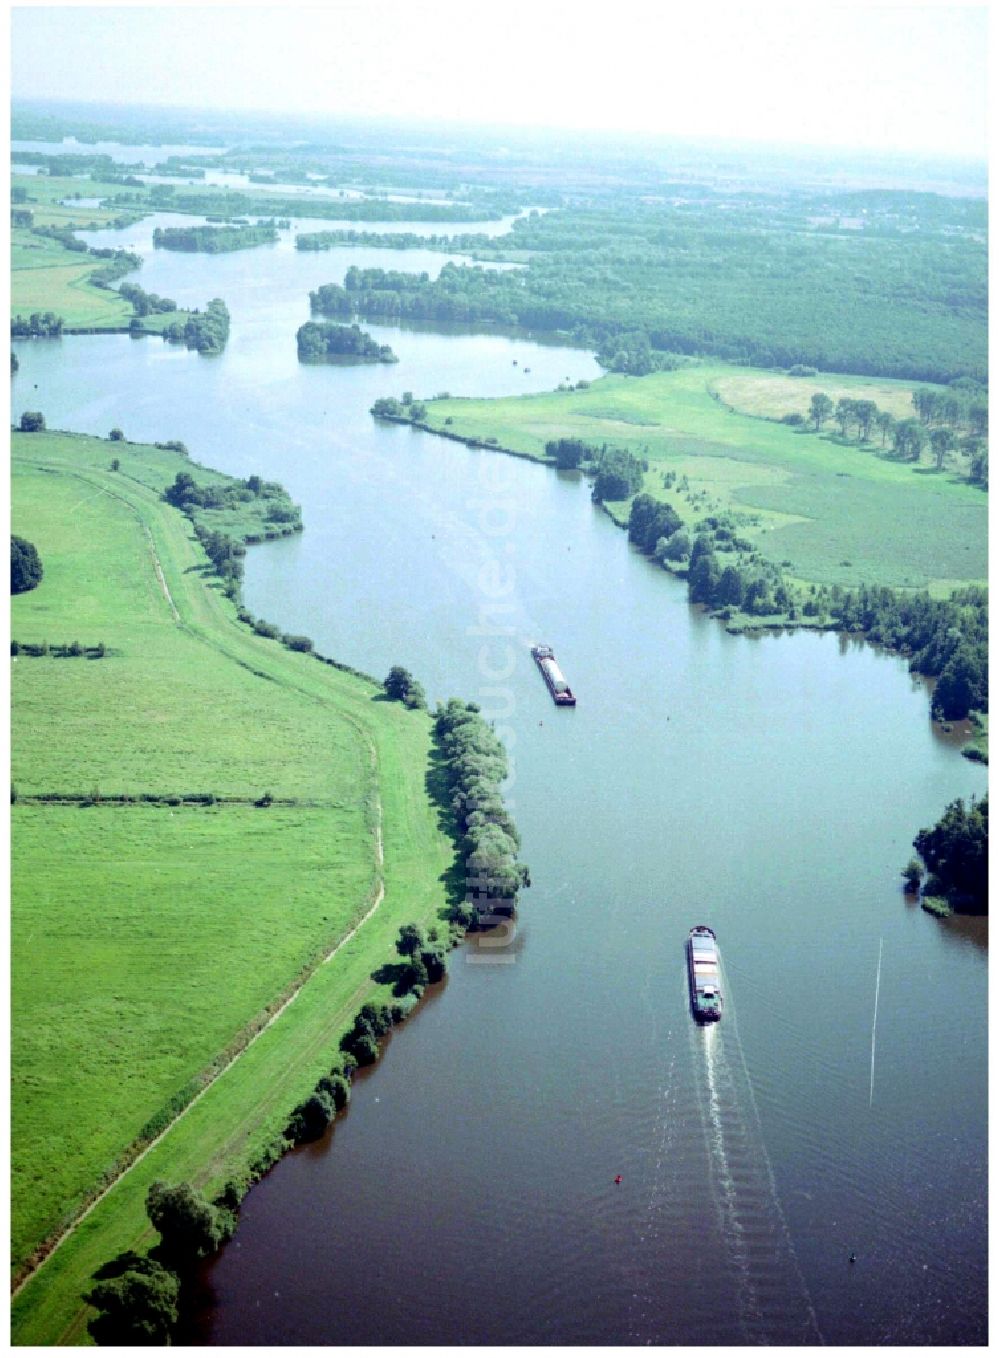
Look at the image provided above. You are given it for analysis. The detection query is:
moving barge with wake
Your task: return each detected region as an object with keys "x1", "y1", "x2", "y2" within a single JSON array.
[
  {"x1": 531, "y1": 644, "x2": 576, "y2": 706},
  {"x1": 688, "y1": 925, "x2": 722, "y2": 1022}
]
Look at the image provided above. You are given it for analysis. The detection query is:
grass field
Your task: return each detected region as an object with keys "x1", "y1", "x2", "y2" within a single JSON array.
[
  {"x1": 11, "y1": 228, "x2": 133, "y2": 329},
  {"x1": 421, "y1": 363, "x2": 987, "y2": 593},
  {"x1": 11, "y1": 431, "x2": 453, "y2": 1343}
]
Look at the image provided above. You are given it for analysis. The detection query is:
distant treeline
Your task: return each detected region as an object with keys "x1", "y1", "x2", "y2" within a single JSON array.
[
  {"x1": 296, "y1": 228, "x2": 498, "y2": 252},
  {"x1": 108, "y1": 184, "x2": 510, "y2": 223},
  {"x1": 12, "y1": 151, "x2": 122, "y2": 177},
  {"x1": 296, "y1": 321, "x2": 397, "y2": 363},
  {"x1": 152, "y1": 223, "x2": 279, "y2": 253},
  {"x1": 148, "y1": 162, "x2": 207, "y2": 179}
]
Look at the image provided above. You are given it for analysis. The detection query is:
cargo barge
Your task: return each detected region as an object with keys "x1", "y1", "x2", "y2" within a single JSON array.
[
  {"x1": 531, "y1": 644, "x2": 576, "y2": 706},
  {"x1": 687, "y1": 925, "x2": 722, "y2": 1022}
]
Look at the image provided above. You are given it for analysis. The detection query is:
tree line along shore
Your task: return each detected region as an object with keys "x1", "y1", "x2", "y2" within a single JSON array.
[{"x1": 372, "y1": 364, "x2": 986, "y2": 733}]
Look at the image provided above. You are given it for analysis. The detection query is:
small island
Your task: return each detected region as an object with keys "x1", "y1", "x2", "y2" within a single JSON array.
[
  {"x1": 152, "y1": 222, "x2": 279, "y2": 253},
  {"x1": 296, "y1": 321, "x2": 398, "y2": 364}
]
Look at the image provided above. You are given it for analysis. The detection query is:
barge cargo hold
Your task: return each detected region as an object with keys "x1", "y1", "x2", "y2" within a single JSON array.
[
  {"x1": 687, "y1": 925, "x2": 722, "y2": 1022},
  {"x1": 531, "y1": 644, "x2": 576, "y2": 706}
]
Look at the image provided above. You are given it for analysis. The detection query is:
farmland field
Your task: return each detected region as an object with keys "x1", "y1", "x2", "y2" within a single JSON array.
[
  {"x1": 10, "y1": 431, "x2": 453, "y2": 1338},
  {"x1": 709, "y1": 370, "x2": 926, "y2": 422}
]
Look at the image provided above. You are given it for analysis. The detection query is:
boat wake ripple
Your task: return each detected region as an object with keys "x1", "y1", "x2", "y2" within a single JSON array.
[{"x1": 693, "y1": 963, "x2": 823, "y2": 1345}]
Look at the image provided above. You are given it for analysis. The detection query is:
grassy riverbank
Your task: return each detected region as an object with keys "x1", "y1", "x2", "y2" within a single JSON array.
[
  {"x1": 11, "y1": 430, "x2": 453, "y2": 1343},
  {"x1": 414, "y1": 363, "x2": 987, "y2": 594}
]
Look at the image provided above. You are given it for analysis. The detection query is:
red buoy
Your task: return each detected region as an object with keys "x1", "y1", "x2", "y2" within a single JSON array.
[{"x1": 614, "y1": 1174, "x2": 622, "y2": 1185}]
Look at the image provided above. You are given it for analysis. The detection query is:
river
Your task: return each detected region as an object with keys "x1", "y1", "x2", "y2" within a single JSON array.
[{"x1": 11, "y1": 203, "x2": 987, "y2": 1346}]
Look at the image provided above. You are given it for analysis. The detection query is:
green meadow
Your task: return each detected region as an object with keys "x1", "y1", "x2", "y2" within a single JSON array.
[
  {"x1": 421, "y1": 363, "x2": 987, "y2": 593},
  {"x1": 11, "y1": 228, "x2": 132, "y2": 329},
  {"x1": 11, "y1": 431, "x2": 453, "y2": 1342}
]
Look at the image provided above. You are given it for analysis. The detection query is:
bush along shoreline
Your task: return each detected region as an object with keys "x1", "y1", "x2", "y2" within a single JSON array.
[
  {"x1": 433, "y1": 698, "x2": 530, "y2": 928},
  {"x1": 902, "y1": 793, "x2": 988, "y2": 917},
  {"x1": 82, "y1": 688, "x2": 527, "y2": 1344},
  {"x1": 161, "y1": 468, "x2": 302, "y2": 606}
]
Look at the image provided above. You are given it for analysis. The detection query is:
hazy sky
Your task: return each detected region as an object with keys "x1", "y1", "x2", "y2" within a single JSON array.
[{"x1": 10, "y1": 2, "x2": 988, "y2": 156}]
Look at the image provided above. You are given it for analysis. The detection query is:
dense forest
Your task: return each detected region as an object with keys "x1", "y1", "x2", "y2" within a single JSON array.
[
  {"x1": 12, "y1": 108, "x2": 986, "y2": 382},
  {"x1": 296, "y1": 321, "x2": 397, "y2": 363},
  {"x1": 306, "y1": 190, "x2": 985, "y2": 382}
]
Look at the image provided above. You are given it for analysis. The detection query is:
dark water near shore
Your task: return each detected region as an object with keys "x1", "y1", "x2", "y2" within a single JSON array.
[{"x1": 12, "y1": 212, "x2": 987, "y2": 1345}]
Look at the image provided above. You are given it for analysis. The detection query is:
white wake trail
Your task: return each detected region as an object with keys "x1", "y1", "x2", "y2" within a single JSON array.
[{"x1": 869, "y1": 937, "x2": 883, "y2": 1108}]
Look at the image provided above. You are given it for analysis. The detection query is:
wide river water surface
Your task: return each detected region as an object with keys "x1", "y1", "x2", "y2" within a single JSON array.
[{"x1": 12, "y1": 209, "x2": 987, "y2": 1346}]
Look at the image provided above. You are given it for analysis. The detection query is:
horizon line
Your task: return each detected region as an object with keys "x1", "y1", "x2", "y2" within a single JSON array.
[{"x1": 11, "y1": 95, "x2": 988, "y2": 169}]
